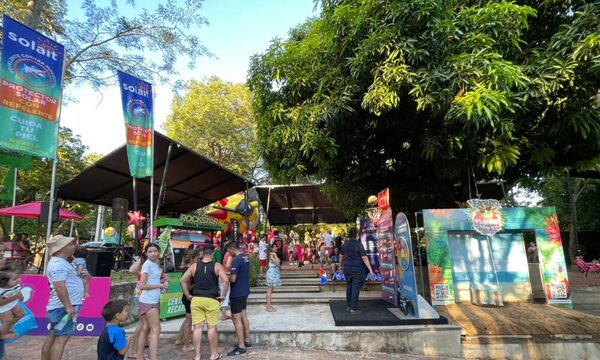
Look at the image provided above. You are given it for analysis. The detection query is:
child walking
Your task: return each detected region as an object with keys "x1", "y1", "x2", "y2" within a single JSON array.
[
  {"x1": 73, "y1": 246, "x2": 91, "y2": 299},
  {"x1": 264, "y1": 245, "x2": 281, "y2": 312},
  {"x1": 98, "y1": 299, "x2": 130, "y2": 360},
  {"x1": 136, "y1": 243, "x2": 168, "y2": 360},
  {"x1": 0, "y1": 271, "x2": 24, "y2": 339}
]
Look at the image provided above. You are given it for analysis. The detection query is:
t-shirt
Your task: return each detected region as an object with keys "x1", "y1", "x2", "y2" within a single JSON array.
[
  {"x1": 47, "y1": 256, "x2": 84, "y2": 311},
  {"x1": 0, "y1": 285, "x2": 21, "y2": 313},
  {"x1": 322, "y1": 233, "x2": 333, "y2": 248},
  {"x1": 258, "y1": 240, "x2": 267, "y2": 260},
  {"x1": 341, "y1": 239, "x2": 367, "y2": 274},
  {"x1": 97, "y1": 324, "x2": 126, "y2": 360},
  {"x1": 73, "y1": 257, "x2": 89, "y2": 275},
  {"x1": 230, "y1": 253, "x2": 250, "y2": 298},
  {"x1": 139, "y1": 260, "x2": 161, "y2": 304}
]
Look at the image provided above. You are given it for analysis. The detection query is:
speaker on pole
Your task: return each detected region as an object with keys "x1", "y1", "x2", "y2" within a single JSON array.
[
  {"x1": 40, "y1": 201, "x2": 60, "y2": 223},
  {"x1": 112, "y1": 198, "x2": 129, "y2": 221}
]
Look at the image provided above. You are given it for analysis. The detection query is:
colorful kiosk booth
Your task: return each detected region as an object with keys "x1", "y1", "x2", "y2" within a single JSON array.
[{"x1": 154, "y1": 214, "x2": 227, "y2": 320}]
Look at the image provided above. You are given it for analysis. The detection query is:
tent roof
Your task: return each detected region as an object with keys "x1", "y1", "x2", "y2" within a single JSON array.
[
  {"x1": 0, "y1": 201, "x2": 82, "y2": 220},
  {"x1": 58, "y1": 131, "x2": 253, "y2": 215},
  {"x1": 257, "y1": 184, "x2": 352, "y2": 225}
]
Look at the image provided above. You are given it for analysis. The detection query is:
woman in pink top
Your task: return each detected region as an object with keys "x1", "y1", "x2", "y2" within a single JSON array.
[{"x1": 296, "y1": 243, "x2": 304, "y2": 267}]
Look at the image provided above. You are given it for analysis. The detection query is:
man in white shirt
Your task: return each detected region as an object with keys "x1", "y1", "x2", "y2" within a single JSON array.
[
  {"x1": 258, "y1": 235, "x2": 268, "y2": 272},
  {"x1": 42, "y1": 235, "x2": 84, "y2": 360}
]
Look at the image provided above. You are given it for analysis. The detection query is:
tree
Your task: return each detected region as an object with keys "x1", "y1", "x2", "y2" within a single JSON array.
[
  {"x1": 248, "y1": 0, "x2": 600, "y2": 217},
  {"x1": 163, "y1": 77, "x2": 262, "y2": 182},
  {"x1": 0, "y1": 127, "x2": 97, "y2": 240},
  {"x1": 2, "y1": 0, "x2": 210, "y2": 91}
]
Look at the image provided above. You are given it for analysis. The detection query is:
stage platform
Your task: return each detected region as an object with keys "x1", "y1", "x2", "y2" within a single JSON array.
[{"x1": 329, "y1": 299, "x2": 449, "y2": 326}]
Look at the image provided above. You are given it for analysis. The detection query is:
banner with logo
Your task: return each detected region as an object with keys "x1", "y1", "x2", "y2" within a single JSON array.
[
  {"x1": 159, "y1": 272, "x2": 186, "y2": 319},
  {"x1": 377, "y1": 188, "x2": 397, "y2": 305},
  {"x1": 394, "y1": 212, "x2": 419, "y2": 317},
  {"x1": 0, "y1": 16, "x2": 64, "y2": 158},
  {"x1": 117, "y1": 70, "x2": 153, "y2": 178},
  {"x1": 20, "y1": 275, "x2": 111, "y2": 336}
]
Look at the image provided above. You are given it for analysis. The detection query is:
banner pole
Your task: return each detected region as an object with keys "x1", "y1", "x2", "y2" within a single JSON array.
[
  {"x1": 149, "y1": 87, "x2": 155, "y2": 243},
  {"x1": 43, "y1": 54, "x2": 67, "y2": 275},
  {"x1": 9, "y1": 169, "x2": 17, "y2": 234}
]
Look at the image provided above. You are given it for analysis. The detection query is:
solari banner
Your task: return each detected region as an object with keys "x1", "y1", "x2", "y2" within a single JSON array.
[
  {"x1": 0, "y1": 15, "x2": 65, "y2": 158},
  {"x1": 117, "y1": 70, "x2": 154, "y2": 178}
]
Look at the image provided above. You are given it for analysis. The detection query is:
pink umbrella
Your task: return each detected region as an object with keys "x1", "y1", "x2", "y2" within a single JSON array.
[{"x1": 0, "y1": 201, "x2": 82, "y2": 220}]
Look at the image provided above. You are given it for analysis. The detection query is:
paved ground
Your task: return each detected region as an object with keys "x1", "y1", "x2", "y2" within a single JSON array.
[{"x1": 6, "y1": 336, "x2": 454, "y2": 359}]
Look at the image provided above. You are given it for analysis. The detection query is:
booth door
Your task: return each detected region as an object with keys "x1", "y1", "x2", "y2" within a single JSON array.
[{"x1": 448, "y1": 231, "x2": 532, "y2": 302}]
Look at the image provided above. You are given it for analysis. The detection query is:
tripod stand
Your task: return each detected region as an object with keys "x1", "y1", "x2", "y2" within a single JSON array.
[{"x1": 112, "y1": 220, "x2": 135, "y2": 270}]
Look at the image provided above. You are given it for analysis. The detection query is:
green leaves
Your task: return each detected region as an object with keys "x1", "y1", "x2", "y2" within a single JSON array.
[
  {"x1": 163, "y1": 77, "x2": 261, "y2": 182},
  {"x1": 249, "y1": 0, "x2": 600, "y2": 214}
]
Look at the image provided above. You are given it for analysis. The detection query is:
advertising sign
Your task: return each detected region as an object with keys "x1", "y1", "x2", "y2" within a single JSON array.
[
  {"x1": 359, "y1": 218, "x2": 379, "y2": 271},
  {"x1": 378, "y1": 208, "x2": 396, "y2": 305},
  {"x1": 376, "y1": 188, "x2": 396, "y2": 305},
  {"x1": 0, "y1": 15, "x2": 64, "y2": 158},
  {"x1": 20, "y1": 275, "x2": 111, "y2": 336},
  {"x1": 159, "y1": 272, "x2": 185, "y2": 319},
  {"x1": 394, "y1": 212, "x2": 419, "y2": 316},
  {"x1": 117, "y1": 70, "x2": 153, "y2": 178}
]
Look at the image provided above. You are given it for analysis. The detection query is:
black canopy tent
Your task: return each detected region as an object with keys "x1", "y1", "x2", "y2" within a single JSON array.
[
  {"x1": 256, "y1": 184, "x2": 353, "y2": 225},
  {"x1": 58, "y1": 131, "x2": 253, "y2": 215}
]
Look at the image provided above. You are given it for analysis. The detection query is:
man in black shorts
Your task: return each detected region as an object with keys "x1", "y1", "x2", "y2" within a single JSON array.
[{"x1": 226, "y1": 242, "x2": 251, "y2": 356}]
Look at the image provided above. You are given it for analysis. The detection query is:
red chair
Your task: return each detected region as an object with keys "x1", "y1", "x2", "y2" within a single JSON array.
[{"x1": 575, "y1": 257, "x2": 600, "y2": 277}]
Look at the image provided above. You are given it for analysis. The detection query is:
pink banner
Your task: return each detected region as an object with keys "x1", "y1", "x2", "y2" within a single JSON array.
[{"x1": 20, "y1": 275, "x2": 111, "y2": 336}]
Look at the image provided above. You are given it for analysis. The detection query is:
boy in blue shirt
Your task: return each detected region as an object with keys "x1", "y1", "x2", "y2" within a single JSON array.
[{"x1": 97, "y1": 299, "x2": 129, "y2": 360}]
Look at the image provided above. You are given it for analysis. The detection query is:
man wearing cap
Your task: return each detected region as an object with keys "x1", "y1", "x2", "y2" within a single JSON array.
[{"x1": 42, "y1": 235, "x2": 83, "y2": 360}]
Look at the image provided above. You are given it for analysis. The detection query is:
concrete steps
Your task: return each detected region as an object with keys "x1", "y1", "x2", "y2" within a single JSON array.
[
  {"x1": 251, "y1": 285, "x2": 321, "y2": 294},
  {"x1": 277, "y1": 272, "x2": 318, "y2": 279},
  {"x1": 247, "y1": 289, "x2": 381, "y2": 304}
]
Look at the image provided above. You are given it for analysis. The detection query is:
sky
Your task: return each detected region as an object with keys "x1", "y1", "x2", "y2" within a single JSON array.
[{"x1": 60, "y1": 0, "x2": 317, "y2": 155}]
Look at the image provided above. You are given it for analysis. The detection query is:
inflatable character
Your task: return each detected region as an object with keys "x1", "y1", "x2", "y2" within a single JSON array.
[{"x1": 206, "y1": 191, "x2": 260, "y2": 234}]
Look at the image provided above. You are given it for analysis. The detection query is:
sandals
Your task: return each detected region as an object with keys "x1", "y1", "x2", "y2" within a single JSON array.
[{"x1": 210, "y1": 353, "x2": 223, "y2": 360}]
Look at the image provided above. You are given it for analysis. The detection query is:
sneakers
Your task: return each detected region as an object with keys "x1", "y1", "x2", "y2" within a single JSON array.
[
  {"x1": 244, "y1": 340, "x2": 252, "y2": 348},
  {"x1": 227, "y1": 347, "x2": 247, "y2": 356},
  {"x1": 350, "y1": 309, "x2": 362, "y2": 315}
]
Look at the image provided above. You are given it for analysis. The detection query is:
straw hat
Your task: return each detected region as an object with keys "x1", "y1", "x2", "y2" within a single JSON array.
[{"x1": 47, "y1": 235, "x2": 75, "y2": 256}]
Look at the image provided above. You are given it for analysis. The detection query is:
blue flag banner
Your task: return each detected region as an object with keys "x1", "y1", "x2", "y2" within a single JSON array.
[
  {"x1": 0, "y1": 15, "x2": 64, "y2": 158},
  {"x1": 117, "y1": 71, "x2": 154, "y2": 178}
]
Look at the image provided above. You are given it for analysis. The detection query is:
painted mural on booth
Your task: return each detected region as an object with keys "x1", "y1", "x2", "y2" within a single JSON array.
[{"x1": 423, "y1": 207, "x2": 571, "y2": 307}]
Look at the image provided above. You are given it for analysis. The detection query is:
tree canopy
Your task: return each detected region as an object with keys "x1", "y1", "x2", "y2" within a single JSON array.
[
  {"x1": 2, "y1": 0, "x2": 209, "y2": 92},
  {"x1": 163, "y1": 77, "x2": 262, "y2": 182},
  {"x1": 248, "y1": 0, "x2": 600, "y2": 215}
]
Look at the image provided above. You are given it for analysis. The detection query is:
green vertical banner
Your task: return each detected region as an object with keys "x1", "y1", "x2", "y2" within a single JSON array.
[
  {"x1": 0, "y1": 15, "x2": 64, "y2": 158},
  {"x1": 117, "y1": 71, "x2": 153, "y2": 178}
]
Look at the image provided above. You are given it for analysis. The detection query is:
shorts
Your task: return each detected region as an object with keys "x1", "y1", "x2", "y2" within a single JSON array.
[
  {"x1": 47, "y1": 305, "x2": 81, "y2": 336},
  {"x1": 260, "y1": 259, "x2": 267, "y2": 268},
  {"x1": 230, "y1": 296, "x2": 247, "y2": 315},
  {"x1": 191, "y1": 297, "x2": 220, "y2": 327},
  {"x1": 182, "y1": 294, "x2": 191, "y2": 314},
  {"x1": 138, "y1": 302, "x2": 159, "y2": 316}
]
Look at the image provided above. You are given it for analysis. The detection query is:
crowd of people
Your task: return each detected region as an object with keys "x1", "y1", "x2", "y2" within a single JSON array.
[{"x1": 0, "y1": 225, "x2": 375, "y2": 360}]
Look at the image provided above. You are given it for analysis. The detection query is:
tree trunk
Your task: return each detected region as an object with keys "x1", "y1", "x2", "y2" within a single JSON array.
[
  {"x1": 25, "y1": 0, "x2": 47, "y2": 28},
  {"x1": 566, "y1": 175, "x2": 589, "y2": 262}
]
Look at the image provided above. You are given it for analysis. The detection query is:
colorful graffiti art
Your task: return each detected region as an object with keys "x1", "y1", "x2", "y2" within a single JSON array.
[{"x1": 423, "y1": 207, "x2": 572, "y2": 308}]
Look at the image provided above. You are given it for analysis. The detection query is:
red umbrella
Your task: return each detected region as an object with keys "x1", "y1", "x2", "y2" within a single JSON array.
[{"x1": 0, "y1": 201, "x2": 82, "y2": 220}]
